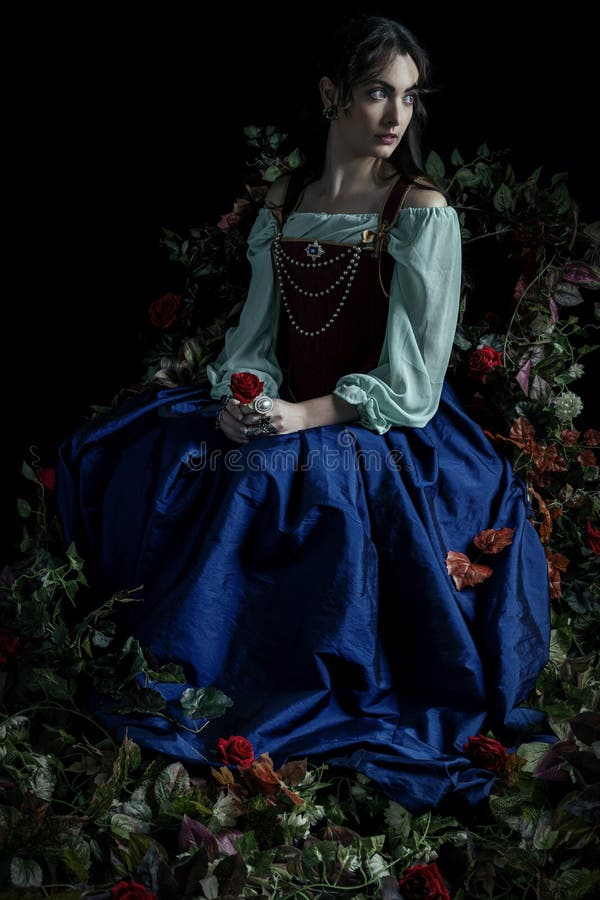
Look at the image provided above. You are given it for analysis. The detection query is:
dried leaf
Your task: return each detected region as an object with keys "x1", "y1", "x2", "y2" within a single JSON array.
[
  {"x1": 583, "y1": 428, "x2": 600, "y2": 446},
  {"x1": 445, "y1": 551, "x2": 493, "y2": 590},
  {"x1": 546, "y1": 550, "x2": 570, "y2": 598},
  {"x1": 211, "y1": 766, "x2": 235, "y2": 786},
  {"x1": 560, "y1": 428, "x2": 580, "y2": 445},
  {"x1": 276, "y1": 758, "x2": 307, "y2": 787},
  {"x1": 473, "y1": 527, "x2": 515, "y2": 554},
  {"x1": 578, "y1": 449, "x2": 597, "y2": 467},
  {"x1": 529, "y1": 487, "x2": 553, "y2": 543},
  {"x1": 509, "y1": 416, "x2": 535, "y2": 449}
]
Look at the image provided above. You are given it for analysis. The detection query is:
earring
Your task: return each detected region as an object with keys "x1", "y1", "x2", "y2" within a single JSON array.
[{"x1": 322, "y1": 105, "x2": 339, "y2": 121}]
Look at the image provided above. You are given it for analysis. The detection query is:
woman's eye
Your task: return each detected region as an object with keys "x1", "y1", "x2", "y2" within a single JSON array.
[
  {"x1": 369, "y1": 88, "x2": 387, "y2": 100},
  {"x1": 404, "y1": 93, "x2": 417, "y2": 105}
]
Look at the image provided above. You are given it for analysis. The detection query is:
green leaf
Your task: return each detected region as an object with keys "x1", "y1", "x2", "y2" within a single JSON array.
[
  {"x1": 21, "y1": 461, "x2": 38, "y2": 483},
  {"x1": 147, "y1": 661, "x2": 186, "y2": 683},
  {"x1": 10, "y1": 857, "x2": 43, "y2": 887},
  {"x1": 111, "y1": 813, "x2": 151, "y2": 839},
  {"x1": 493, "y1": 183, "x2": 514, "y2": 213},
  {"x1": 262, "y1": 164, "x2": 282, "y2": 183},
  {"x1": 17, "y1": 498, "x2": 32, "y2": 518},
  {"x1": 286, "y1": 147, "x2": 303, "y2": 169},
  {"x1": 128, "y1": 833, "x2": 169, "y2": 869},
  {"x1": 455, "y1": 168, "x2": 481, "y2": 188},
  {"x1": 425, "y1": 150, "x2": 445, "y2": 184},
  {"x1": 551, "y1": 182, "x2": 572, "y2": 214},
  {"x1": 450, "y1": 148, "x2": 465, "y2": 167},
  {"x1": 180, "y1": 686, "x2": 233, "y2": 720},
  {"x1": 113, "y1": 685, "x2": 167, "y2": 716},
  {"x1": 476, "y1": 142, "x2": 491, "y2": 157},
  {"x1": 58, "y1": 835, "x2": 91, "y2": 881},
  {"x1": 243, "y1": 125, "x2": 261, "y2": 140},
  {"x1": 154, "y1": 762, "x2": 191, "y2": 810},
  {"x1": 517, "y1": 741, "x2": 553, "y2": 774},
  {"x1": 527, "y1": 165, "x2": 544, "y2": 183}
]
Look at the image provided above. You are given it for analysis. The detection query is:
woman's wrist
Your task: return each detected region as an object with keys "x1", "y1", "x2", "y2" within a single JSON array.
[{"x1": 298, "y1": 394, "x2": 360, "y2": 430}]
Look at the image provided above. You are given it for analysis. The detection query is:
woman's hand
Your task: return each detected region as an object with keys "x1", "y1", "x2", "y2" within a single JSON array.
[
  {"x1": 217, "y1": 397, "x2": 306, "y2": 443},
  {"x1": 217, "y1": 393, "x2": 359, "y2": 443},
  {"x1": 240, "y1": 398, "x2": 306, "y2": 437}
]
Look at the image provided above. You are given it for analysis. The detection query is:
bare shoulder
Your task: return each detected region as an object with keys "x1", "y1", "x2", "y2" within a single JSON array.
[
  {"x1": 264, "y1": 173, "x2": 293, "y2": 209},
  {"x1": 405, "y1": 176, "x2": 448, "y2": 208}
]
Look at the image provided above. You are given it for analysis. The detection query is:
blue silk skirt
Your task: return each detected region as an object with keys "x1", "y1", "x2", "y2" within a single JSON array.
[{"x1": 56, "y1": 380, "x2": 551, "y2": 812}]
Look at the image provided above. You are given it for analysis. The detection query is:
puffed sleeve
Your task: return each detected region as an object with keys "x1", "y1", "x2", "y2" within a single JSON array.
[
  {"x1": 206, "y1": 208, "x2": 283, "y2": 399},
  {"x1": 332, "y1": 206, "x2": 462, "y2": 432}
]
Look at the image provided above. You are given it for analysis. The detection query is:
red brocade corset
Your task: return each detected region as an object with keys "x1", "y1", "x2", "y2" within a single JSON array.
[{"x1": 273, "y1": 173, "x2": 412, "y2": 403}]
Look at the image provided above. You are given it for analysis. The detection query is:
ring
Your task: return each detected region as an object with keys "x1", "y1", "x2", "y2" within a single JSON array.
[
  {"x1": 246, "y1": 421, "x2": 278, "y2": 440},
  {"x1": 254, "y1": 394, "x2": 274, "y2": 414},
  {"x1": 215, "y1": 409, "x2": 225, "y2": 431}
]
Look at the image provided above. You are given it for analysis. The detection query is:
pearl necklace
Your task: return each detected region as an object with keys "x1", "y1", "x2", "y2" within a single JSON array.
[{"x1": 272, "y1": 236, "x2": 362, "y2": 337}]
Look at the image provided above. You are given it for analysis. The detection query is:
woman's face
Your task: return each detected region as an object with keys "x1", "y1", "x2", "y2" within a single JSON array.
[{"x1": 328, "y1": 52, "x2": 420, "y2": 160}]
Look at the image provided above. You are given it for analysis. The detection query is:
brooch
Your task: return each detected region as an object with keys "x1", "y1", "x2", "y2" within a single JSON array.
[{"x1": 305, "y1": 240, "x2": 325, "y2": 258}]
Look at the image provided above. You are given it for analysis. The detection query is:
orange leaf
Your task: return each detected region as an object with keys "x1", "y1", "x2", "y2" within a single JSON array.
[
  {"x1": 473, "y1": 527, "x2": 515, "y2": 554},
  {"x1": 238, "y1": 753, "x2": 304, "y2": 805},
  {"x1": 583, "y1": 429, "x2": 600, "y2": 446},
  {"x1": 276, "y1": 758, "x2": 308, "y2": 787},
  {"x1": 546, "y1": 550, "x2": 570, "y2": 599},
  {"x1": 529, "y1": 487, "x2": 553, "y2": 543},
  {"x1": 578, "y1": 449, "x2": 597, "y2": 467},
  {"x1": 445, "y1": 551, "x2": 493, "y2": 590},
  {"x1": 560, "y1": 428, "x2": 580, "y2": 446},
  {"x1": 509, "y1": 416, "x2": 535, "y2": 449}
]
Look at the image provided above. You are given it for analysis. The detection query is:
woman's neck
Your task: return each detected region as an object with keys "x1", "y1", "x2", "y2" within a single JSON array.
[{"x1": 296, "y1": 158, "x2": 397, "y2": 215}]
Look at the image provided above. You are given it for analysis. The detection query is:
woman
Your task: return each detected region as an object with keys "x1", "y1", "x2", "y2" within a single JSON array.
[{"x1": 57, "y1": 15, "x2": 550, "y2": 814}]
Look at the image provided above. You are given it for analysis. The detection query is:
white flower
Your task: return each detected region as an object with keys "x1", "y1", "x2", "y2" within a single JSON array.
[
  {"x1": 552, "y1": 391, "x2": 584, "y2": 423},
  {"x1": 567, "y1": 363, "x2": 585, "y2": 379},
  {"x1": 210, "y1": 792, "x2": 239, "y2": 827}
]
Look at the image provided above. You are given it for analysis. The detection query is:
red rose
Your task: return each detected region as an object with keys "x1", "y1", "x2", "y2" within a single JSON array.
[
  {"x1": 217, "y1": 734, "x2": 255, "y2": 768},
  {"x1": 585, "y1": 521, "x2": 600, "y2": 556},
  {"x1": 110, "y1": 880, "x2": 156, "y2": 900},
  {"x1": 229, "y1": 372, "x2": 264, "y2": 404},
  {"x1": 149, "y1": 292, "x2": 182, "y2": 330},
  {"x1": 39, "y1": 467, "x2": 56, "y2": 492},
  {"x1": 464, "y1": 734, "x2": 508, "y2": 773},
  {"x1": 467, "y1": 345, "x2": 503, "y2": 382},
  {"x1": 399, "y1": 862, "x2": 451, "y2": 899},
  {"x1": 217, "y1": 198, "x2": 251, "y2": 231},
  {"x1": 0, "y1": 627, "x2": 19, "y2": 665}
]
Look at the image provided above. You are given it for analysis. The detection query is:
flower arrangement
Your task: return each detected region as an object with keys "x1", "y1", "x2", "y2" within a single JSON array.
[{"x1": 1, "y1": 129, "x2": 599, "y2": 897}]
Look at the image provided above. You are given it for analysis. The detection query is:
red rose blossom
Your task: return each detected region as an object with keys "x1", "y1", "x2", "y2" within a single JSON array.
[
  {"x1": 229, "y1": 371, "x2": 264, "y2": 404},
  {"x1": 584, "y1": 521, "x2": 600, "y2": 556},
  {"x1": 399, "y1": 861, "x2": 451, "y2": 899},
  {"x1": 110, "y1": 879, "x2": 155, "y2": 900},
  {"x1": 217, "y1": 734, "x2": 255, "y2": 768},
  {"x1": 149, "y1": 292, "x2": 182, "y2": 330},
  {"x1": 39, "y1": 467, "x2": 56, "y2": 492},
  {"x1": 468, "y1": 345, "x2": 503, "y2": 383},
  {"x1": 464, "y1": 734, "x2": 508, "y2": 773},
  {"x1": 0, "y1": 627, "x2": 19, "y2": 665}
]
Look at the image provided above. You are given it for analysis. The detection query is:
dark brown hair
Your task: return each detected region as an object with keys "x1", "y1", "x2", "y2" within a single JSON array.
[{"x1": 297, "y1": 14, "x2": 444, "y2": 195}]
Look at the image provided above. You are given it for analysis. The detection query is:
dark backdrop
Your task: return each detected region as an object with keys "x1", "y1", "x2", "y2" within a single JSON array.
[{"x1": 4, "y1": 1, "x2": 598, "y2": 562}]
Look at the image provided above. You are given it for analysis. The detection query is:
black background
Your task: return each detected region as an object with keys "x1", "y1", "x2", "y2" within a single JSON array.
[{"x1": 4, "y1": 1, "x2": 598, "y2": 561}]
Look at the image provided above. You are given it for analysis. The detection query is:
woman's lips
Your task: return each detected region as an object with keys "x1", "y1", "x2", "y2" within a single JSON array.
[{"x1": 376, "y1": 134, "x2": 397, "y2": 145}]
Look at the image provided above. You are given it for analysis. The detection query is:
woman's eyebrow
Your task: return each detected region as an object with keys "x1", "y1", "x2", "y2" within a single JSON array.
[{"x1": 366, "y1": 79, "x2": 419, "y2": 94}]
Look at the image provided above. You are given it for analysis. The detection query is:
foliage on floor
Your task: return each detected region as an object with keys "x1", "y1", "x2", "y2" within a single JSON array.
[{"x1": 1, "y1": 129, "x2": 599, "y2": 898}]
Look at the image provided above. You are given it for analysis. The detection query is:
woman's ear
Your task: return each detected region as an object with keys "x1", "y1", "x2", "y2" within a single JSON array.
[{"x1": 319, "y1": 76, "x2": 338, "y2": 108}]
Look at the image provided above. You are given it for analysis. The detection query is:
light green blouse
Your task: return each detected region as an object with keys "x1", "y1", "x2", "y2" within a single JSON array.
[{"x1": 206, "y1": 204, "x2": 462, "y2": 433}]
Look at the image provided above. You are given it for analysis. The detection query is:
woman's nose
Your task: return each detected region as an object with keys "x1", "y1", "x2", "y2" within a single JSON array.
[{"x1": 384, "y1": 97, "x2": 408, "y2": 126}]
